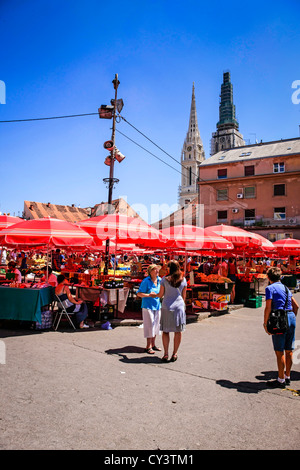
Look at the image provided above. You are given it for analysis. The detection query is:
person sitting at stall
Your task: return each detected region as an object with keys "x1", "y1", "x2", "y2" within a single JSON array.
[
  {"x1": 55, "y1": 274, "x2": 89, "y2": 329},
  {"x1": 41, "y1": 266, "x2": 58, "y2": 287},
  {"x1": 7, "y1": 261, "x2": 22, "y2": 283}
]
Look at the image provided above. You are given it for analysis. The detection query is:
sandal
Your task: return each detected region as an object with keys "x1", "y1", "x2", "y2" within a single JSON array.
[
  {"x1": 145, "y1": 348, "x2": 155, "y2": 355},
  {"x1": 170, "y1": 354, "x2": 178, "y2": 362},
  {"x1": 161, "y1": 354, "x2": 169, "y2": 362},
  {"x1": 152, "y1": 346, "x2": 162, "y2": 351}
]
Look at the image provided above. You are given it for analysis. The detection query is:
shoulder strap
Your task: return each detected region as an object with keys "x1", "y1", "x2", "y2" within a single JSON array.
[{"x1": 283, "y1": 285, "x2": 289, "y2": 310}]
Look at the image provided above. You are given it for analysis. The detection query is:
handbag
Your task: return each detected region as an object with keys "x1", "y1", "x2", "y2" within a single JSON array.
[{"x1": 267, "y1": 285, "x2": 289, "y2": 335}]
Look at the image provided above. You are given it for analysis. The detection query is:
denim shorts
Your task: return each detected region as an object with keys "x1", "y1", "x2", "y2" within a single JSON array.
[{"x1": 272, "y1": 311, "x2": 296, "y2": 352}]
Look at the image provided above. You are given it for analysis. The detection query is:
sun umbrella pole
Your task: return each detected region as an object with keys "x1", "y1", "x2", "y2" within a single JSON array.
[
  {"x1": 114, "y1": 241, "x2": 117, "y2": 279},
  {"x1": 47, "y1": 245, "x2": 50, "y2": 281}
]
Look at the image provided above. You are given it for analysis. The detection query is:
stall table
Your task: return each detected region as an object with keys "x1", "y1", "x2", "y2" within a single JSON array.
[
  {"x1": 0, "y1": 286, "x2": 54, "y2": 323},
  {"x1": 76, "y1": 285, "x2": 129, "y2": 317}
]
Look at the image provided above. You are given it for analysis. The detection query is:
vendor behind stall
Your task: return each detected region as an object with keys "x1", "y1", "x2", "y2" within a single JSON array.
[
  {"x1": 41, "y1": 266, "x2": 58, "y2": 287},
  {"x1": 7, "y1": 261, "x2": 22, "y2": 283}
]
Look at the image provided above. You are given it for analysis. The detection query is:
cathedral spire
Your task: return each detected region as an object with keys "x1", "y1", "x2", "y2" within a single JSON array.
[
  {"x1": 186, "y1": 82, "x2": 203, "y2": 147},
  {"x1": 178, "y1": 83, "x2": 205, "y2": 207}
]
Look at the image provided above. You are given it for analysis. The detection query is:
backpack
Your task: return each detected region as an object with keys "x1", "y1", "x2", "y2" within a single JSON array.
[{"x1": 267, "y1": 284, "x2": 289, "y2": 335}]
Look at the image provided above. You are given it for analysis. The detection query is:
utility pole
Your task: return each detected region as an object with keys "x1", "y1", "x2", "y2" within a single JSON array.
[{"x1": 103, "y1": 74, "x2": 120, "y2": 275}]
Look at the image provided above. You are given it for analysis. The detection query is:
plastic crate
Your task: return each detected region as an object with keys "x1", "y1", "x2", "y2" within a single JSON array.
[{"x1": 245, "y1": 296, "x2": 262, "y2": 308}]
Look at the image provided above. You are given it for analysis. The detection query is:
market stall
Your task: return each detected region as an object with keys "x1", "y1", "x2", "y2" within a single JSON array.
[
  {"x1": 185, "y1": 273, "x2": 234, "y2": 313},
  {"x1": 0, "y1": 284, "x2": 54, "y2": 322}
]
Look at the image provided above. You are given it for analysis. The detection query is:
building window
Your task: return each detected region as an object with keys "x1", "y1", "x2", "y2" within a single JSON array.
[
  {"x1": 273, "y1": 162, "x2": 285, "y2": 173},
  {"x1": 217, "y1": 189, "x2": 228, "y2": 201},
  {"x1": 244, "y1": 186, "x2": 256, "y2": 198},
  {"x1": 217, "y1": 210, "x2": 227, "y2": 221},
  {"x1": 244, "y1": 165, "x2": 255, "y2": 176},
  {"x1": 274, "y1": 184, "x2": 286, "y2": 196},
  {"x1": 277, "y1": 233, "x2": 292, "y2": 240},
  {"x1": 189, "y1": 167, "x2": 192, "y2": 186},
  {"x1": 245, "y1": 209, "x2": 256, "y2": 221},
  {"x1": 218, "y1": 168, "x2": 227, "y2": 179},
  {"x1": 274, "y1": 207, "x2": 286, "y2": 220}
]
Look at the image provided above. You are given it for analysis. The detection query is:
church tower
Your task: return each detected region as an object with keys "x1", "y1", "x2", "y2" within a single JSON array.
[
  {"x1": 210, "y1": 71, "x2": 245, "y2": 155},
  {"x1": 178, "y1": 83, "x2": 205, "y2": 207}
]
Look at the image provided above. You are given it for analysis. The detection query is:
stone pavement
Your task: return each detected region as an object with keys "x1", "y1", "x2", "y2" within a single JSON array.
[{"x1": 0, "y1": 294, "x2": 300, "y2": 451}]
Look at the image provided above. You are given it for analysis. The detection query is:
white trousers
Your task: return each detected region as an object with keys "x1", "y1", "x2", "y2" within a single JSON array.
[{"x1": 142, "y1": 308, "x2": 161, "y2": 338}]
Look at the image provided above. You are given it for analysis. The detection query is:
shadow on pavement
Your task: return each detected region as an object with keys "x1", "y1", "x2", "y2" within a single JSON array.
[
  {"x1": 217, "y1": 370, "x2": 300, "y2": 394},
  {"x1": 105, "y1": 345, "x2": 162, "y2": 364}
]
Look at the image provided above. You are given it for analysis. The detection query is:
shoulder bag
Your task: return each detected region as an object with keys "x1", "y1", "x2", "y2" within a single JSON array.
[{"x1": 267, "y1": 285, "x2": 289, "y2": 335}]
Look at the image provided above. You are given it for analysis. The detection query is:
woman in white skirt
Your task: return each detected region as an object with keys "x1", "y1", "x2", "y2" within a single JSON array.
[{"x1": 137, "y1": 265, "x2": 162, "y2": 354}]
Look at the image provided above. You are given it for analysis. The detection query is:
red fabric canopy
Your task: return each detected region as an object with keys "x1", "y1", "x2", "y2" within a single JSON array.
[
  {"x1": 205, "y1": 224, "x2": 262, "y2": 248},
  {"x1": 273, "y1": 238, "x2": 300, "y2": 255},
  {"x1": 0, "y1": 215, "x2": 23, "y2": 230},
  {"x1": 78, "y1": 214, "x2": 168, "y2": 247},
  {"x1": 247, "y1": 232, "x2": 275, "y2": 252},
  {"x1": 160, "y1": 225, "x2": 233, "y2": 251},
  {"x1": 0, "y1": 217, "x2": 94, "y2": 248}
]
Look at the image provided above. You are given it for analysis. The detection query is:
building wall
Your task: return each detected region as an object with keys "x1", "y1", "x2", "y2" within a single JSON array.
[{"x1": 198, "y1": 152, "x2": 300, "y2": 240}]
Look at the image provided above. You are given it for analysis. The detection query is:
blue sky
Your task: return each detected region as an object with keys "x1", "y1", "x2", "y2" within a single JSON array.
[{"x1": 0, "y1": 0, "x2": 299, "y2": 223}]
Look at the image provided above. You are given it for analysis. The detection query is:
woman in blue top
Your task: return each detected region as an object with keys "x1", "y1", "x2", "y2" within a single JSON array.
[
  {"x1": 264, "y1": 267, "x2": 298, "y2": 388},
  {"x1": 152, "y1": 260, "x2": 187, "y2": 363},
  {"x1": 137, "y1": 265, "x2": 161, "y2": 354}
]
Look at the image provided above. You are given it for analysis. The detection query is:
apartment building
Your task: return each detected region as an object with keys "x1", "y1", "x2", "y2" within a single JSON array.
[{"x1": 198, "y1": 137, "x2": 300, "y2": 241}]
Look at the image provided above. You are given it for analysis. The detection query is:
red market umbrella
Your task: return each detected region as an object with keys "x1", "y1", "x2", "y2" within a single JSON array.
[
  {"x1": 78, "y1": 214, "x2": 168, "y2": 248},
  {"x1": 160, "y1": 225, "x2": 234, "y2": 251},
  {"x1": 247, "y1": 232, "x2": 275, "y2": 252},
  {"x1": 273, "y1": 238, "x2": 300, "y2": 255},
  {"x1": 0, "y1": 215, "x2": 23, "y2": 231},
  {"x1": 205, "y1": 224, "x2": 262, "y2": 248},
  {"x1": 0, "y1": 217, "x2": 94, "y2": 248}
]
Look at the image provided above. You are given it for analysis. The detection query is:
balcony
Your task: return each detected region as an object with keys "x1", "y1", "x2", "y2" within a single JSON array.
[{"x1": 231, "y1": 216, "x2": 300, "y2": 228}]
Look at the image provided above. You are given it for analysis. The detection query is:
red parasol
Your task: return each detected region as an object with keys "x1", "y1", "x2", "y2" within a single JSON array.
[
  {"x1": 273, "y1": 238, "x2": 300, "y2": 255},
  {"x1": 205, "y1": 224, "x2": 262, "y2": 248},
  {"x1": 0, "y1": 217, "x2": 94, "y2": 248},
  {"x1": 160, "y1": 225, "x2": 234, "y2": 251},
  {"x1": 0, "y1": 215, "x2": 23, "y2": 231},
  {"x1": 78, "y1": 214, "x2": 168, "y2": 247},
  {"x1": 247, "y1": 232, "x2": 275, "y2": 252}
]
